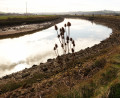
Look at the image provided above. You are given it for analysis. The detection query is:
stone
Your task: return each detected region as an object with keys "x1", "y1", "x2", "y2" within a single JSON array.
[
  {"x1": 42, "y1": 67, "x2": 48, "y2": 72},
  {"x1": 0, "y1": 89, "x2": 2, "y2": 94},
  {"x1": 32, "y1": 65, "x2": 37, "y2": 68},
  {"x1": 40, "y1": 63, "x2": 44, "y2": 65},
  {"x1": 3, "y1": 75, "x2": 9, "y2": 79},
  {"x1": 22, "y1": 83, "x2": 31, "y2": 88},
  {"x1": 37, "y1": 79, "x2": 41, "y2": 82},
  {"x1": 30, "y1": 88, "x2": 35, "y2": 92},
  {"x1": 22, "y1": 73, "x2": 30, "y2": 78},
  {"x1": 47, "y1": 59, "x2": 52, "y2": 62}
]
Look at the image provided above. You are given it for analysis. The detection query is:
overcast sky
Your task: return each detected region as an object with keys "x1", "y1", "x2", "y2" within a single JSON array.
[{"x1": 0, "y1": 0, "x2": 120, "y2": 13}]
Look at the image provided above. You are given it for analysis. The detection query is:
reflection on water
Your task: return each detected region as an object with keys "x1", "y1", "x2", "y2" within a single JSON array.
[{"x1": 0, "y1": 19, "x2": 112, "y2": 77}]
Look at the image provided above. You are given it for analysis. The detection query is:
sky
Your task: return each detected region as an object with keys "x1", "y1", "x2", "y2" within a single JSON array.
[{"x1": 0, "y1": 0, "x2": 120, "y2": 13}]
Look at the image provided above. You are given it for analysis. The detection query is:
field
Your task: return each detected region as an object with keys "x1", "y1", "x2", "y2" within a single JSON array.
[{"x1": 0, "y1": 15, "x2": 60, "y2": 27}]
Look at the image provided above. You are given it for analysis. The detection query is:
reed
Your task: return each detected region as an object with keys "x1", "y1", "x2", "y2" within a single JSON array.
[
  {"x1": 54, "y1": 22, "x2": 76, "y2": 92},
  {"x1": 54, "y1": 44, "x2": 59, "y2": 56},
  {"x1": 54, "y1": 22, "x2": 75, "y2": 55}
]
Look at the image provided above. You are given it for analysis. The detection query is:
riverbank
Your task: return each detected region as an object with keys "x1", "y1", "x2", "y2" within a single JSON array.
[
  {"x1": 0, "y1": 15, "x2": 120, "y2": 97},
  {"x1": 0, "y1": 15, "x2": 60, "y2": 27},
  {"x1": 0, "y1": 15, "x2": 64, "y2": 39}
]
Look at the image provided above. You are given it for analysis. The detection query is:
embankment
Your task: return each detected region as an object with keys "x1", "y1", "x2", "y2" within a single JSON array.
[{"x1": 0, "y1": 15, "x2": 120, "y2": 97}]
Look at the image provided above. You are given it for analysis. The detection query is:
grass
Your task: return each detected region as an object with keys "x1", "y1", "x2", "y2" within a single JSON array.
[
  {"x1": 94, "y1": 58, "x2": 106, "y2": 68},
  {"x1": 0, "y1": 15, "x2": 56, "y2": 20},
  {"x1": 109, "y1": 83, "x2": 120, "y2": 98},
  {"x1": 0, "y1": 73, "x2": 48, "y2": 94},
  {"x1": 0, "y1": 15, "x2": 60, "y2": 27},
  {"x1": 70, "y1": 14, "x2": 120, "y2": 19},
  {"x1": 107, "y1": 57, "x2": 120, "y2": 98},
  {"x1": 54, "y1": 47, "x2": 120, "y2": 98}
]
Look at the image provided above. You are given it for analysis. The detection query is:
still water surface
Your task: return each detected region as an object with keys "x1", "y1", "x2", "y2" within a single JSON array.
[{"x1": 0, "y1": 19, "x2": 112, "y2": 77}]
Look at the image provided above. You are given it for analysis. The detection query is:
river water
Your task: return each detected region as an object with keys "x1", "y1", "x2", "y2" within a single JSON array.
[{"x1": 0, "y1": 18, "x2": 112, "y2": 77}]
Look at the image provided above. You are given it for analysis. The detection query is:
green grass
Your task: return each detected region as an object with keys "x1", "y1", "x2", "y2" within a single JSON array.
[
  {"x1": 107, "y1": 54, "x2": 120, "y2": 98},
  {"x1": 56, "y1": 90, "x2": 81, "y2": 98},
  {"x1": 109, "y1": 83, "x2": 120, "y2": 98}
]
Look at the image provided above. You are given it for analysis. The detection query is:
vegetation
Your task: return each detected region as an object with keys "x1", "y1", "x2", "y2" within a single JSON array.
[
  {"x1": 109, "y1": 83, "x2": 120, "y2": 98},
  {"x1": 53, "y1": 51, "x2": 120, "y2": 98},
  {"x1": 54, "y1": 22, "x2": 76, "y2": 92},
  {"x1": 0, "y1": 71, "x2": 59, "y2": 94},
  {"x1": 54, "y1": 22, "x2": 75, "y2": 55},
  {"x1": 0, "y1": 15, "x2": 60, "y2": 27}
]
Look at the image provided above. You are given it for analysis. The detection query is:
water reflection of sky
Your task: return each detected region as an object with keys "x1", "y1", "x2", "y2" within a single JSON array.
[{"x1": 0, "y1": 18, "x2": 112, "y2": 77}]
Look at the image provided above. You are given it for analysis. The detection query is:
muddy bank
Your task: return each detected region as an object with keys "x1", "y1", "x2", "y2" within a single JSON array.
[
  {"x1": 0, "y1": 17, "x2": 64, "y2": 39},
  {"x1": 1, "y1": 16, "x2": 120, "y2": 97}
]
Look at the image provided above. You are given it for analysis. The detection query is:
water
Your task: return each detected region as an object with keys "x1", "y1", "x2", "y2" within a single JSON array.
[{"x1": 0, "y1": 18, "x2": 112, "y2": 77}]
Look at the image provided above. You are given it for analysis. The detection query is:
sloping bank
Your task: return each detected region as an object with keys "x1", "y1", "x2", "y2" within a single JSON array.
[
  {"x1": 0, "y1": 16, "x2": 64, "y2": 39},
  {"x1": 0, "y1": 16, "x2": 120, "y2": 97}
]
